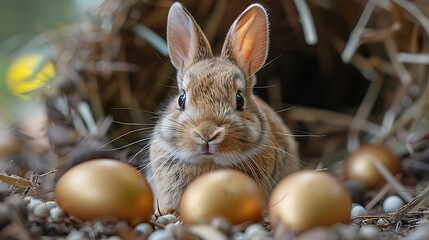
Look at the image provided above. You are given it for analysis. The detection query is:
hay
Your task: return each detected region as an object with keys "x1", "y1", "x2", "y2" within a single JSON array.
[{"x1": 1, "y1": 0, "x2": 429, "y2": 238}]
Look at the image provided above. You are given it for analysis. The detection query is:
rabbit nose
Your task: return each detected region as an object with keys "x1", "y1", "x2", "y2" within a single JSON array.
[{"x1": 193, "y1": 121, "x2": 224, "y2": 142}]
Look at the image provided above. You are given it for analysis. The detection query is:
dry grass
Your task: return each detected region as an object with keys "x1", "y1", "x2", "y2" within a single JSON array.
[{"x1": 1, "y1": 0, "x2": 429, "y2": 239}]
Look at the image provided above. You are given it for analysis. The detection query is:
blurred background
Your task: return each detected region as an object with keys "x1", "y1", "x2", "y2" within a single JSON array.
[
  {"x1": 1, "y1": 2, "x2": 429, "y2": 238},
  {"x1": 0, "y1": 0, "x2": 428, "y2": 178},
  {"x1": 0, "y1": 0, "x2": 101, "y2": 113}
]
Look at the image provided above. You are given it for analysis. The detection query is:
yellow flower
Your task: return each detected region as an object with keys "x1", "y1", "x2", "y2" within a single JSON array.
[{"x1": 6, "y1": 54, "x2": 55, "y2": 98}]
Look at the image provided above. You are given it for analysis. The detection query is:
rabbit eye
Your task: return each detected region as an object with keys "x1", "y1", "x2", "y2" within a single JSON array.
[
  {"x1": 178, "y1": 91, "x2": 186, "y2": 109},
  {"x1": 236, "y1": 92, "x2": 244, "y2": 110}
]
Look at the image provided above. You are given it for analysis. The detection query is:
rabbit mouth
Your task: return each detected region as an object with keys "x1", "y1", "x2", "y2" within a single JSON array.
[{"x1": 200, "y1": 142, "x2": 213, "y2": 155}]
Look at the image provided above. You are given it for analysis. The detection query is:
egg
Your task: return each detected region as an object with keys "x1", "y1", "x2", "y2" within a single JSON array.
[
  {"x1": 269, "y1": 170, "x2": 352, "y2": 234},
  {"x1": 55, "y1": 159, "x2": 153, "y2": 225},
  {"x1": 344, "y1": 144, "x2": 401, "y2": 189},
  {"x1": 179, "y1": 169, "x2": 265, "y2": 225}
]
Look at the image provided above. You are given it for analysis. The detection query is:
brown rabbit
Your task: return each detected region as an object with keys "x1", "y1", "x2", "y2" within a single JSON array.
[{"x1": 149, "y1": 2, "x2": 299, "y2": 211}]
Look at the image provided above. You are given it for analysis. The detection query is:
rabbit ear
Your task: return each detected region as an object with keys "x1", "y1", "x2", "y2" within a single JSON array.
[
  {"x1": 167, "y1": 2, "x2": 213, "y2": 72},
  {"x1": 221, "y1": 4, "x2": 269, "y2": 78}
]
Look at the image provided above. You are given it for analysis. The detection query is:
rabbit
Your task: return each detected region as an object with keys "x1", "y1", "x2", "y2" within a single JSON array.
[{"x1": 149, "y1": 2, "x2": 299, "y2": 212}]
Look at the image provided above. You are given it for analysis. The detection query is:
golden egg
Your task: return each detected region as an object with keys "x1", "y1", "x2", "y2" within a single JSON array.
[
  {"x1": 269, "y1": 170, "x2": 351, "y2": 234},
  {"x1": 179, "y1": 169, "x2": 265, "y2": 225},
  {"x1": 55, "y1": 159, "x2": 153, "y2": 225},
  {"x1": 344, "y1": 144, "x2": 401, "y2": 189}
]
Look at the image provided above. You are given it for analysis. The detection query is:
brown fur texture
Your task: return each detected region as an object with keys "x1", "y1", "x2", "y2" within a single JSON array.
[{"x1": 149, "y1": 2, "x2": 299, "y2": 210}]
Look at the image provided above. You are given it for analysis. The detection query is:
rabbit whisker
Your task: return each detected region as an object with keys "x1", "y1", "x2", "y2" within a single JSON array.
[
  {"x1": 110, "y1": 107, "x2": 159, "y2": 116},
  {"x1": 275, "y1": 131, "x2": 325, "y2": 138},
  {"x1": 112, "y1": 120, "x2": 156, "y2": 126},
  {"x1": 97, "y1": 127, "x2": 153, "y2": 150},
  {"x1": 100, "y1": 137, "x2": 150, "y2": 152},
  {"x1": 182, "y1": 110, "x2": 197, "y2": 128}
]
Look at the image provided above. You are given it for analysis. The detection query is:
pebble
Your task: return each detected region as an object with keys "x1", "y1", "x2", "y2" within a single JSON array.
[
  {"x1": 155, "y1": 214, "x2": 179, "y2": 230},
  {"x1": 44, "y1": 201, "x2": 58, "y2": 209},
  {"x1": 27, "y1": 199, "x2": 43, "y2": 212},
  {"x1": 135, "y1": 222, "x2": 154, "y2": 236},
  {"x1": 351, "y1": 205, "x2": 367, "y2": 223},
  {"x1": 147, "y1": 230, "x2": 172, "y2": 240},
  {"x1": 359, "y1": 225, "x2": 379, "y2": 240},
  {"x1": 232, "y1": 232, "x2": 247, "y2": 240},
  {"x1": 23, "y1": 196, "x2": 32, "y2": 203},
  {"x1": 107, "y1": 236, "x2": 122, "y2": 240},
  {"x1": 377, "y1": 218, "x2": 389, "y2": 226},
  {"x1": 210, "y1": 217, "x2": 232, "y2": 235},
  {"x1": 34, "y1": 204, "x2": 51, "y2": 218},
  {"x1": 50, "y1": 207, "x2": 66, "y2": 222},
  {"x1": 66, "y1": 230, "x2": 88, "y2": 240},
  {"x1": 156, "y1": 216, "x2": 170, "y2": 225},
  {"x1": 163, "y1": 214, "x2": 178, "y2": 223},
  {"x1": 383, "y1": 195, "x2": 404, "y2": 213},
  {"x1": 244, "y1": 223, "x2": 268, "y2": 240},
  {"x1": 298, "y1": 224, "x2": 359, "y2": 240},
  {"x1": 188, "y1": 224, "x2": 228, "y2": 240}
]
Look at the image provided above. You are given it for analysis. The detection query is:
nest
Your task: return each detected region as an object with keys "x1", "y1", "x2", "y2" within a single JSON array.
[{"x1": 1, "y1": 0, "x2": 429, "y2": 239}]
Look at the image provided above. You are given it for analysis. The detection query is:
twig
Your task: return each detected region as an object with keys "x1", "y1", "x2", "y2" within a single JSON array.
[
  {"x1": 373, "y1": 159, "x2": 414, "y2": 202},
  {"x1": 0, "y1": 174, "x2": 32, "y2": 187},
  {"x1": 373, "y1": 80, "x2": 429, "y2": 142},
  {"x1": 365, "y1": 184, "x2": 391, "y2": 210},
  {"x1": 288, "y1": 107, "x2": 381, "y2": 135},
  {"x1": 293, "y1": 0, "x2": 317, "y2": 45},
  {"x1": 389, "y1": 185, "x2": 429, "y2": 222},
  {"x1": 397, "y1": 53, "x2": 429, "y2": 64},
  {"x1": 347, "y1": 74, "x2": 383, "y2": 151},
  {"x1": 360, "y1": 23, "x2": 401, "y2": 44},
  {"x1": 393, "y1": 0, "x2": 429, "y2": 36},
  {"x1": 384, "y1": 37, "x2": 412, "y2": 86},
  {"x1": 342, "y1": 0, "x2": 376, "y2": 62}
]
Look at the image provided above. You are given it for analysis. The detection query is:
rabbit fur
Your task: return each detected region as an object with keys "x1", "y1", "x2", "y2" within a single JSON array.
[{"x1": 148, "y1": 2, "x2": 299, "y2": 211}]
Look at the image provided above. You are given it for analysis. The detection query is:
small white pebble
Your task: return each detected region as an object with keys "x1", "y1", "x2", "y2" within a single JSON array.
[
  {"x1": 66, "y1": 230, "x2": 88, "y2": 240},
  {"x1": 44, "y1": 201, "x2": 57, "y2": 209},
  {"x1": 163, "y1": 214, "x2": 178, "y2": 223},
  {"x1": 147, "y1": 230, "x2": 172, "y2": 240},
  {"x1": 135, "y1": 223, "x2": 154, "y2": 236},
  {"x1": 164, "y1": 223, "x2": 176, "y2": 231},
  {"x1": 107, "y1": 236, "x2": 121, "y2": 240},
  {"x1": 50, "y1": 207, "x2": 66, "y2": 221},
  {"x1": 23, "y1": 196, "x2": 32, "y2": 203},
  {"x1": 34, "y1": 204, "x2": 51, "y2": 218},
  {"x1": 383, "y1": 195, "x2": 404, "y2": 213},
  {"x1": 27, "y1": 199, "x2": 43, "y2": 212},
  {"x1": 156, "y1": 216, "x2": 170, "y2": 225},
  {"x1": 359, "y1": 225, "x2": 379, "y2": 240},
  {"x1": 377, "y1": 218, "x2": 389, "y2": 226},
  {"x1": 351, "y1": 205, "x2": 367, "y2": 223},
  {"x1": 232, "y1": 232, "x2": 247, "y2": 240},
  {"x1": 188, "y1": 224, "x2": 228, "y2": 240},
  {"x1": 210, "y1": 217, "x2": 231, "y2": 234},
  {"x1": 244, "y1": 224, "x2": 267, "y2": 239},
  {"x1": 351, "y1": 205, "x2": 367, "y2": 217},
  {"x1": 352, "y1": 203, "x2": 362, "y2": 208}
]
